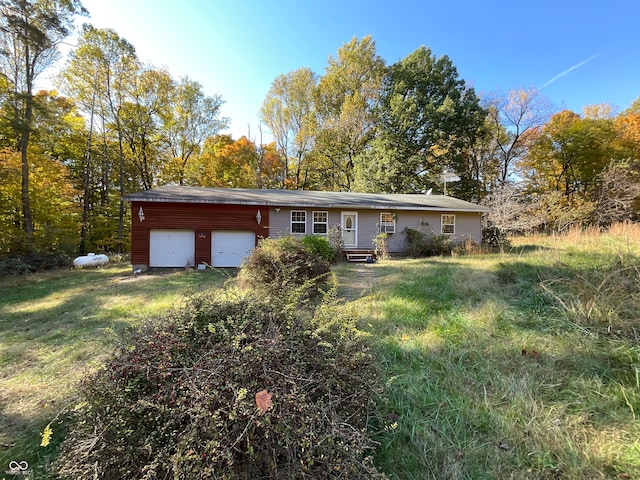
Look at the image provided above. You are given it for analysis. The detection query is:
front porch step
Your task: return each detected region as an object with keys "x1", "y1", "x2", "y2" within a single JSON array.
[{"x1": 345, "y1": 250, "x2": 376, "y2": 263}]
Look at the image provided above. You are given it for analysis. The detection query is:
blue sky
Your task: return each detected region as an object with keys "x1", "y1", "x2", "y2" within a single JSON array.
[{"x1": 54, "y1": 0, "x2": 640, "y2": 141}]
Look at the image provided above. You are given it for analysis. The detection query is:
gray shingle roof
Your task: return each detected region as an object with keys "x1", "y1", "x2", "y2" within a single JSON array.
[{"x1": 124, "y1": 186, "x2": 490, "y2": 213}]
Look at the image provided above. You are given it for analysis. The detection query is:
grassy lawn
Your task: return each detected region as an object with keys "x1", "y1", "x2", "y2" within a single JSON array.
[
  {"x1": 2, "y1": 225, "x2": 640, "y2": 478},
  {"x1": 337, "y1": 224, "x2": 640, "y2": 479},
  {"x1": 0, "y1": 264, "x2": 230, "y2": 476}
]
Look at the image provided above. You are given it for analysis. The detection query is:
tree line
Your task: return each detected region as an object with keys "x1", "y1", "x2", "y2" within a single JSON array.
[{"x1": 1, "y1": 0, "x2": 639, "y2": 257}]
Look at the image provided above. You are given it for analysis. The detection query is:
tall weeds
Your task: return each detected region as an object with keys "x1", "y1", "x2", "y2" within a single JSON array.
[
  {"x1": 361, "y1": 223, "x2": 640, "y2": 479},
  {"x1": 539, "y1": 253, "x2": 640, "y2": 332}
]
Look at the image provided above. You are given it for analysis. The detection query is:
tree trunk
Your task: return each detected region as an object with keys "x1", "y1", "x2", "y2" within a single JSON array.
[
  {"x1": 117, "y1": 125, "x2": 125, "y2": 255},
  {"x1": 80, "y1": 86, "x2": 97, "y2": 254},
  {"x1": 20, "y1": 136, "x2": 34, "y2": 253},
  {"x1": 20, "y1": 41, "x2": 34, "y2": 254}
]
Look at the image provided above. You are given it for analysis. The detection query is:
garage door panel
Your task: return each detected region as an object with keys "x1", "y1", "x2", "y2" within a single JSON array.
[
  {"x1": 149, "y1": 230, "x2": 195, "y2": 267},
  {"x1": 212, "y1": 231, "x2": 255, "y2": 267}
]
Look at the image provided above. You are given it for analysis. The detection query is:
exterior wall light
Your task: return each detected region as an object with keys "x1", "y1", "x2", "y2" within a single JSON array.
[
  {"x1": 256, "y1": 209, "x2": 262, "y2": 224},
  {"x1": 138, "y1": 206, "x2": 145, "y2": 222}
]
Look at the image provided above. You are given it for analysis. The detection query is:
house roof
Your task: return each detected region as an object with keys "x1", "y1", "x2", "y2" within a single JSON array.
[{"x1": 124, "y1": 185, "x2": 490, "y2": 213}]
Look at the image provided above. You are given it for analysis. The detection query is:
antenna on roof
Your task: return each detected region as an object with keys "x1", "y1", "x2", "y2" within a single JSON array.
[{"x1": 441, "y1": 171, "x2": 460, "y2": 195}]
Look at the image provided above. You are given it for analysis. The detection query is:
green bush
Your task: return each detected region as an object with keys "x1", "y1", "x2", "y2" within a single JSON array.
[
  {"x1": 482, "y1": 224, "x2": 512, "y2": 250},
  {"x1": 0, "y1": 253, "x2": 72, "y2": 275},
  {"x1": 328, "y1": 224, "x2": 344, "y2": 261},
  {"x1": 403, "y1": 228, "x2": 453, "y2": 257},
  {"x1": 53, "y1": 290, "x2": 385, "y2": 479},
  {"x1": 426, "y1": 234, "x2": 453, "y2": 256},
  {"x1": 404, "y1": 227, "x2": 429, "y2": 257},
  {"x1": 0, "y1": 257, "x2": 34, "y2": 275},
  {"x1": 237, "y1": 236, "x2": 330, "y2": 305},
  {"x1": 372, "y1": 233, "x2": 389, "y2": 260},
  {"x1": 302, "y1": 234, "x2": 335, "y2": 262}
]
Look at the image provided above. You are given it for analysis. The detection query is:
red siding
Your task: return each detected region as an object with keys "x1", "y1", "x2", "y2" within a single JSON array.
[{"x1": 131, "y1": 202, "x2": 269, "y2": 266}]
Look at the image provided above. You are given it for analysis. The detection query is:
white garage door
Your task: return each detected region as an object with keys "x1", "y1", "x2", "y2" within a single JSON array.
[
  {"x1": 211, "y1": 231, "x2": 255, "y2": 267},
  {"x1": 149, "y1": 230, "x2": 195, "y2": 267}
]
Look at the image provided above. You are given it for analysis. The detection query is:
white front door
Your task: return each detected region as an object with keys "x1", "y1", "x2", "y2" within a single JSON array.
[{"x1": 341, "y1": 212, "x2": 358, "y2": 248}]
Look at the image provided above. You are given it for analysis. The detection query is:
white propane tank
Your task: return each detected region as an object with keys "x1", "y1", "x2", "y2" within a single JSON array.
[{"x1": 73, "y1": 253, "x2": 109, "y2": 268}]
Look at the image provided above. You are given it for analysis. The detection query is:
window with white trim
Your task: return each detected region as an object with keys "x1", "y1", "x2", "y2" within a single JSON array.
[
  {"x1": 380, "y1": 212, "x2": 396, "y2": 234},
  {"x1": 291, "y1": 210, "x2": 306, "y2": 234},
  {"x1": 441, "y1": 214, "x2": 455, "y2": 234},
  {"x1": 313, "y1": 211, "x2": 328, "y2": 234}
]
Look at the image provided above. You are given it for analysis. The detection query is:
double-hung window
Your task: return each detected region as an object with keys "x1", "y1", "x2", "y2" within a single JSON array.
[
  {"x1": 313, "y1": 211, "x2": 328, "y2": 234},
  {"x1": 291, "y1": 210, "x2": 306, "y2": 234},
  {"x1": 380, "y1": 212, "x2": 396, "y2": 234},
  {"x1": 441, "y1": 214, "x2": 455, "y2": 234}
]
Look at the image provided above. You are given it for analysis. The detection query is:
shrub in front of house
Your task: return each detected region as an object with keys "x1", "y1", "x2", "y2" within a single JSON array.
[
  {"x1": 328, "y1": 224, "x2": 344, "y2": 260},
  {"x1": 404, "y1": 227, "x2": 429, "y2": 256},
  {"x1": 52, "y1": 291, "x2": 385, "y2": 479},
  {"x1": 404, "y1": 228, "x2": 453, "y2": 257},
  {"x1": 237, "y1": 236, "x2": 330, "y2": 304},
  {"x1": 452, "y1": 236, "x2": 483, "y2": 255},
  {"x1": 482, "y1": 223, "x2": 512, "y2": 250},
  {"x1": 301, "y1": 234, "x2": 335, "y2": 262},
  {"x1": 426, "y1": 234, "x2": 453, "y2": 256}
]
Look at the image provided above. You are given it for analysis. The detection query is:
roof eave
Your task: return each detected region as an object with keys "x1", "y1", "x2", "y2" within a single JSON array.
[{"x1": 125, "y1": 196, "x2": 489, "y2": 213}]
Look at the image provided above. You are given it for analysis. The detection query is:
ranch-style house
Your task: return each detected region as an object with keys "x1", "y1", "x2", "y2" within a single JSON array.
[{"x1": 124, "y1": 186, "x2": 490, "y2": 270}]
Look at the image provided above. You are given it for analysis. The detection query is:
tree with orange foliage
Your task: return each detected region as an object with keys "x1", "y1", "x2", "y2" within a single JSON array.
[
  {"x1": 184, "y1": 135, "x2": 282, "y2": 189},
  {"x1": 0, "y1": 147, "x2": 80, "y2": 254},
  {"x1": 519, "y1": 110, "x2": 615, "y2": 198}
]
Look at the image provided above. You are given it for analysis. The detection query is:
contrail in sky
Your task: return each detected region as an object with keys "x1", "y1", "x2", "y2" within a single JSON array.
[{"x1": 540, "y1": 53, "x2": 600, "y2": 89}]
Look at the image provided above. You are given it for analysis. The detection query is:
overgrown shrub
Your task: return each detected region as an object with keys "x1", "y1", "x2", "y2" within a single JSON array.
[
  {"x1": 372, "y1": 233, "x2": 389, "y2": 260},
  {"x1": 426, "y1": 234, "x2": 453, "y2": 256},
  {"x1": 301, "y1": 234, "x2": 335, "y2": 262},
  {"x1": 53, "y1": 289, "x2": 385, "y2": 479},
  {"x1": 0, "y1": 253, "x2": 72, "y2": 275},
  {"x1": 482, "y1": 224, "x2": 512, "y2": 250},
  {"x1": 403, "y1": 228, "x2": 453, "y2": 257},
  {"x1": 328, "y1": 224, "x2": 344, "y2": 261},
  {"x1": 0, "y1": 257, "x2": 34, "y2": 275},
  {"x1": 237, "y1": 236, "x2": 330, "y2": 304},
  {"x1": 404, "y1": 227, "x2": 429, "y2": 257},
  {"x1": 452, "y1": 236, "x2": 483, "y2": 255}
]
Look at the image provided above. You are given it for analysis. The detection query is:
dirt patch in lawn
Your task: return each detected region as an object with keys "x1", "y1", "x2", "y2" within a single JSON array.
[{"x1": 337, "y1": 261, "x2": 395, "y2": 301}]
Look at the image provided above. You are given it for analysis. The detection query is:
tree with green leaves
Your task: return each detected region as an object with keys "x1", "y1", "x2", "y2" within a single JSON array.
[
  {"x1": 313, "y1": 36, "x2": 386, "y2": 191},
  {"x1": 0, "y1": 0, "x2": 86, "y2": 253},
  {"x1": 59, "y1": 24, "x2": 138, "y2": 253},
  {"x1": 519, "y1": 110, "x2": 616, "y2": 199},
  {"x1": 354, "y1": 46, "x2": 485, "y2": 195},
  {"x1": 457, "y1": 113, "x2": 504, "y2": 201},
  {"x1": 120, "y1": 67, "x2": 173, "y2": 190},
  {"x1": 260, "y1": 67, "x2": 317, "y2": 189},
  {"x1": 162, "y1": 76, "x2": 228, "y2": 186}
]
